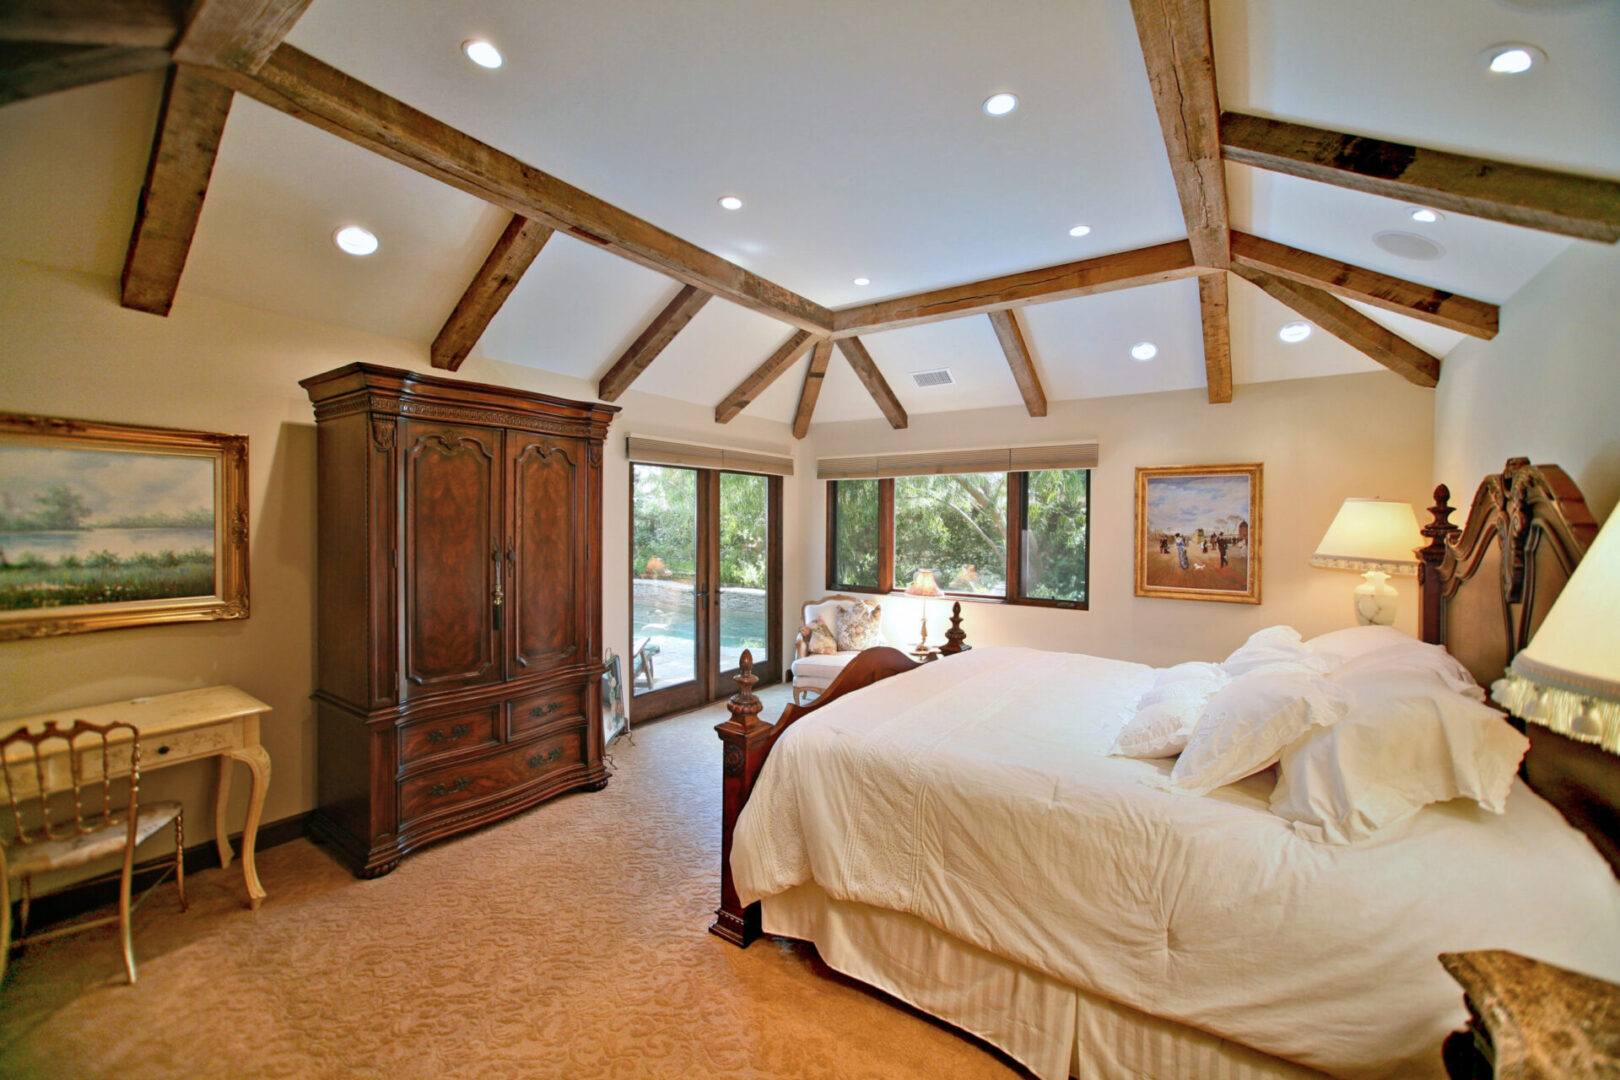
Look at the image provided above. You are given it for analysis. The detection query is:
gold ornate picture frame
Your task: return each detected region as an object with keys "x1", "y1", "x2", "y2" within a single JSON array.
[
  {"x1": 1134, "y1": 463, "x2": 1262, "y2": 605},
  {"x1": 0, "y1": 413, "x2": 249, "y2": 640}
]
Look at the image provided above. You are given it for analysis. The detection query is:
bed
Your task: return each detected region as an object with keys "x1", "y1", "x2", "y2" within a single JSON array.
[{"x1": 709, "y1": 459, "x2": 1620, "y2": 1080}]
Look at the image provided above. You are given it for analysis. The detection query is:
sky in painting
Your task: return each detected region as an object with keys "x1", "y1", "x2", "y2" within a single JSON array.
[
  {"x1": 0, "y1": 446, "x2": 215, "y2": 523},
  {"x1": 1145, "y1": 474, "x2": 1251, "y2": 536}
]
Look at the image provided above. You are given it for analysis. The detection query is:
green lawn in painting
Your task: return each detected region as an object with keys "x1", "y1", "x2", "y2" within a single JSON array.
[{"x1": 0, "y1": 550, "x2": 214, "y2": 610}]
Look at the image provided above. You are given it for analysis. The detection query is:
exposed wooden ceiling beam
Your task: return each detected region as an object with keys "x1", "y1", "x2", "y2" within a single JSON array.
[
  {"x1": 0, "y1": 41, "x2": 168, "y2": 105},
  {"x1": 1233, "y1": 266, "x2": 1440, "y2": 387},
  {"x1": 1199, "y1": 272, "x2": 1232, "y2": 404},
  {"x1": 430, "y1": 215, "x2": 553, "y2": 371},
  {"x1": 835, "y1": 337, "x2": 908, "y2": 429},
  {"x1": 1128, "y1": 0, "x2": 1229, "y2": 268},
  {"x1": 172, "y1": 0, "x2": 312, "y2": 74},
  {"x1": 792, "y1": 339, "x2": 834, "y2": 440},
  {"x1": 597, "y1": 285, "x2": 712, "y2": 402},
  {"x1": 195, "y1": 46, "x2": 833, "y2": 334},
  {"x1": 715, "y1": 330, "x2": 816, "y2": 424},
  {"x1": 0, "y1": 1, "x2": 182, "y2": 47},
  {"x1": 1221, "y1": 112, "x2": 1620, "y2": 244},
  {"x1": 832, "y1": 240, "x2": 1199, "y2": 337},
  {"x1": 120, "y1": 64, "x2": 234, "y2": 316},
  {"x1": 986, "y1": 310, "x2": 1047, "y2": 418},
  {"x1": 1231, "y1": 231, "x2": 1498, "y2": 340}
]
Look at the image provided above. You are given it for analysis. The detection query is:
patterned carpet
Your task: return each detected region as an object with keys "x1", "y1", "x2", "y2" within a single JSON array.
[{"x1": 0, "y1": 684, "x2": 1026, "y2": 1079}]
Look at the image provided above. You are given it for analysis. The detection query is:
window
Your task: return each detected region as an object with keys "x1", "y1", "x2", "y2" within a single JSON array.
[{"x1": 827, "y1": 469, "x2": 1089, "y2": 608}]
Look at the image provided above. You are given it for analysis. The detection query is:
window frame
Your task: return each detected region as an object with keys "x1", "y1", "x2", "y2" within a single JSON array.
[{"x1": 826, "y1": 470, "x2": 1089, "y2": 610}]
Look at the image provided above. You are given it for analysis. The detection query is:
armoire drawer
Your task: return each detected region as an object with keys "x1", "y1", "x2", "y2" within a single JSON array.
[
  {"x1": 398, "y1": 705, "x2": 499, "y2": 770},
  {"x1": 399, "y1": 723, "x2": 586, "y2": 824},
  {"x1": 506, "y1": 682, "x2": 586, "y2": 739}
]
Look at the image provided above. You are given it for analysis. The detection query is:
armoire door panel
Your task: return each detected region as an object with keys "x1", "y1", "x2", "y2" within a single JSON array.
[
  {"x1": 402, "y1": 421, "x2": 502, "y2": 695},
  {"x1": 509, "y1": 436, "x2": 582, "y2": 675}
]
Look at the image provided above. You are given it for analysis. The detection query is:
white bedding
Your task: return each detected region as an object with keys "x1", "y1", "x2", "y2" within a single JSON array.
[{"x1": 731, "y1": 646, "x2": 1620, "y2": 1080}]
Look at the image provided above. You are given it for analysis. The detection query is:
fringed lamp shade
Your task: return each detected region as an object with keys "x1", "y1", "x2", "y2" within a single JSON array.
[
  {"x1": 1493, "y1": 512, "x2": 1620, "y2": 753},
  {"x1": 905, "y1": 569, "x2": 944, "y2": 598}
]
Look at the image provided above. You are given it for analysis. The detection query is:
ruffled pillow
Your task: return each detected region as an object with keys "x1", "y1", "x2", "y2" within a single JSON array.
[
  {"x1": 1112, "y1": 662, "x2": 1229, "y2": 758},
  {"x1": 1330, "y1": 642, "x2": 1483, "y2": 701},
  {"x1": 1301, "y1": 625, "x2": 1418, "y2": 669},
  {"x1": 1271, "y1": 669, "x2": 1527, "y2": 843},
  {"x1": 803, "y1": 622, "x2": 838, "y2": 655},
  {"x1": 1168, "y1": 664, "x2": 1352, "y2": 796},
  {"x1": 834, "y1": 601, "x2": 883, "y2": 651},
  {"x1": 1222, "y1": 625, "x2": 1327, "y2": 678}
]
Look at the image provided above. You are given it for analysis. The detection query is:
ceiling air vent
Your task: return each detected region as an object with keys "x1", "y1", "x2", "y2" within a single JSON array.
[{"x1": 910, "y1": 368, "x2": 955, "y2": 389}]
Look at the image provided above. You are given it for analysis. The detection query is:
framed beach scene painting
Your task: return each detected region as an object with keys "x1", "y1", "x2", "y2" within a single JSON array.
[
  {"x1": 0, "y1": 414, "x2": 249, "y2": 640},
  {"x1": 1134, "y1": 463, "x2": 1262, "y2": 604}
]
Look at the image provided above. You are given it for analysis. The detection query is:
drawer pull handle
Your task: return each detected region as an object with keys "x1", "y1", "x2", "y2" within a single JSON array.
[
  {"x1": 529, "y1": 702, "x2": 563, "y2": 719},
  {"x1": 157, "y1": 745, "x2": 171, "y2": 755},
  {"x1": 529, "y1": 747, "x2": 563, "y2": 769},
  {"x1": 426, "y1": 723, "x2": 471, "y2": 745},
  {"x1": 427, "y1": 777, "x2": 473, "y2": 797}
]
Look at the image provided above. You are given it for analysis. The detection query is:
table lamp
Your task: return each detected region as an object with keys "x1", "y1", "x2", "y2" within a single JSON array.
[
  {"x1": 1310, "y1": 498, "x2": 1424, "y2": 626},
  {"x1": 1492, "y1": 511, "x2": 1620, "y2": 753},
  {"x1": 905, "y1": 569, "x2": 944, "y2": 655}
]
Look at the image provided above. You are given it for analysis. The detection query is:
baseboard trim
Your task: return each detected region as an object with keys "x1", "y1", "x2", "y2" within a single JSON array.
[{"x1": 11, "y1": 811, "x2": 313, "y2": 931}]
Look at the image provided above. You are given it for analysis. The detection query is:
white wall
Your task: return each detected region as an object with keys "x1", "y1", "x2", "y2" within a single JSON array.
[
  {"x1": 1434, "y1": 240, "x2": 1620, "y2": 522},
  {"x1": 0, "y1": 258, "x2": 803, "y2": 851},
  {"x1": 802, "y1": 372, "x2": 1436, "y2": 667}
]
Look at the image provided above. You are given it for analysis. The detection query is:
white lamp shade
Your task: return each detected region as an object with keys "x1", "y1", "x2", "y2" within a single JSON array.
[
  {"x1": 1310, "y1": 498, "x2": 1424, "y2": 575},
  {"x1": 905, "y1": 569, "x2": 944, "y2": 598}
]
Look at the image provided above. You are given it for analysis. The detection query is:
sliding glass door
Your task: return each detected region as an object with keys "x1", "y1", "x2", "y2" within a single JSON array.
[{"x1": 630, "y1": 466, "x2": 780, "y2": 722}]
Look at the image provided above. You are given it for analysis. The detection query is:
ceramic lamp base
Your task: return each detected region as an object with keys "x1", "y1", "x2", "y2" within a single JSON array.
[{"x1": 1354, "y1": 570, "x2": 1398, "y2": 626}]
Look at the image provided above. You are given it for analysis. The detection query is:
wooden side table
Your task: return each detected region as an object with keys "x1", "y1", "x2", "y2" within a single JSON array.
[{"x1": 1440, "y1": 950, "x2": 1620, "y2": 1079}]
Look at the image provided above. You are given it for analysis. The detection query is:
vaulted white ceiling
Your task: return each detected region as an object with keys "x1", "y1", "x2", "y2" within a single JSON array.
[{"x1": 2, "y1": 0, "x2": 1616, "y2": 427}]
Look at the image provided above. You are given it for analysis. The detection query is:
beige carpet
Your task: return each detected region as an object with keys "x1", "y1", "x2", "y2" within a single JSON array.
[{"x1": 0, "y1": 685, "x2": 1027, "y2": 1079}]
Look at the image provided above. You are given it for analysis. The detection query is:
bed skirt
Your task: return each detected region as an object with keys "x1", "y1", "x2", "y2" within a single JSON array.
[{"x1": 763, "y1": 883, "x2": 1330, "y2": 1080}]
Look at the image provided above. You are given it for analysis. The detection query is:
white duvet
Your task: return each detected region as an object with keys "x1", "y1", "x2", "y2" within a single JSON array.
[{"x1": 731, "y1": 647, "x2": 1620, "y2": 1080}]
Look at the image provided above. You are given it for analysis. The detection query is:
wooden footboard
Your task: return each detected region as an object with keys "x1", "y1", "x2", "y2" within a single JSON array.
[{"x1": 710, "y1": 644, "x2": 924, "y2": 946}]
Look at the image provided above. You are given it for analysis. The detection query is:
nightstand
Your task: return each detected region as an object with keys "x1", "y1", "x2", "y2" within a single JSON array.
[{"x1": 1439, "y1": 950, "x2": 1620, "y2": 1079}]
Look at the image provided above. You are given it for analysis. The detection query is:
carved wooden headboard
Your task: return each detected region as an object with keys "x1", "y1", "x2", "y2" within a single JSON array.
[{"x1": 1417, "y1": 458, "x2": 1616, "y2": 873}]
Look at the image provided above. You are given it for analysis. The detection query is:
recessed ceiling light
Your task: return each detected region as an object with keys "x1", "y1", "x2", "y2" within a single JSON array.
[
  {"x1": 717, "y1": 195, "x2": 744, "y2": 211},
  {"x1": 1068, "y1": 224, "x2": 1092, "y2": 238},
  {"x1": 852, "y1": 277, "x2": 871, "y2": 287},
  {"x1": 982, "y1": 92, "x2": 1019, "y2": 117},
  {"x1": 1130, "y1": 342, "x2": 1158, "y2": 362},
  {"x1": 462, "y1": 39, "x2": 503, "y2": 70},
  {"x1": 1482, "y1": 43, "x2": 1544, "y2": 74},
  {"x1": 333, "y1": 225, "x2": 379, "y2": 256},
  {"x1": 1278, "y1": 321, "x2": 1313, "y2": 344},
  {"x1": 1409, "y1": 207, "x2": 1444, "y2": 224}
]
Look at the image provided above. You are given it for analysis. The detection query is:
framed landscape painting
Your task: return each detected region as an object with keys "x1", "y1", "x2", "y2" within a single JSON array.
[
  {"x1": 1134, "y1": 463, "x2": 1262, "y2": 605},
  {"x1": 0, "y1": 414, "x2": 249, "y2": 640}
]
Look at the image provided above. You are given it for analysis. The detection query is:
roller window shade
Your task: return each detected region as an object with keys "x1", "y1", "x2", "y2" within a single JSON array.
[
  {"x1": 817, "y1": 440, "x2": 1097, "y2": 480},
  {"x1": 625, "y1": 437, "x2": 794, "y2": 477}
]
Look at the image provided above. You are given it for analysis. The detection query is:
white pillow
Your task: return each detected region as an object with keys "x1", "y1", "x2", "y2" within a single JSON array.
[
  {"x1": 1331, "y1": 642, "x2": 1483, "y2": 701},
  {"x1": 1168, "y1": 665, "x2": 1351, "y2": 796},
  {"x1": 1221, "y1": 626, "x2": 1327, "y2": 677},
  {"x1": 1271, "y1": 670, "x2": 1528, "y2": 844},
  {"x1": 1302, "y1": 625, "x2": 1416, "y2": 668},
  {"x1": 1112, "y1": 662, "x2": 1229, "y2": 758}
]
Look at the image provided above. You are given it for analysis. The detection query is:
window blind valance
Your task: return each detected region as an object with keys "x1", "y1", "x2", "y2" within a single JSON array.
[
  {"x1": 625, "y1": 436, "x2": 795, "y2": 477},
  {"x1": 816, "y1": 440, "x2": 1098, "y2": 480}
]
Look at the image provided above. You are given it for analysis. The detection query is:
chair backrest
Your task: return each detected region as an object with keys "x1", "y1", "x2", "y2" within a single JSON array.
[
  {"x1": 802, "y1": 594, "x2": 858, "y2": 634},
  {"x1": 0, "y1": 720, "x2": 141, "y2": 847}
]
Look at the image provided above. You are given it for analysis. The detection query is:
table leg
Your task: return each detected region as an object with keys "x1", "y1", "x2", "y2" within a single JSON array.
[
  {"x1": 215, "y1": 753, "x2": 235, "y2": 870},
  {"x1": 227, "y1": 745, "x2": 271, "y2": 910}
]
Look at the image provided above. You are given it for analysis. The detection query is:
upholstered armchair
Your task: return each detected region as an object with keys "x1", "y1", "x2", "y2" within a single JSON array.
[{"x1": 790, "y1": 595, "x2": 896, "y2": 704}]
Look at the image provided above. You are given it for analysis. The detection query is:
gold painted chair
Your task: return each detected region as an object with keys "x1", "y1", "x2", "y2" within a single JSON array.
[{"x1": 1, "y1": 719, "x2": 187, "y2": 985}]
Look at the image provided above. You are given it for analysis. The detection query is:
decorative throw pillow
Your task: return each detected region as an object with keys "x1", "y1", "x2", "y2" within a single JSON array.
[
  {"x1": 1301, "y1": 625, "x2": 1419, "y2": 670},
  {"x1": 1168, "y1": 665, "x2": 1352, "y2": 796},
  {"x1": 1221, "y1": 625, "x2": 1329, "y2": 678},
  {"x1": 803, "y1": 622, "x2": 838, "y2": 655},
  {"x1": 1112, "y1": 662, "x2": 1229, "y2": 758},
  {"x1": 834, "y1": 601, "x2": 883, "y2": 651},
  {"x1": 1271, "y1": 669, "x2": 1528, "y2": 843},
  {"x1": 1329, "y1": 643, "x2": 1484, "y2": 701}
]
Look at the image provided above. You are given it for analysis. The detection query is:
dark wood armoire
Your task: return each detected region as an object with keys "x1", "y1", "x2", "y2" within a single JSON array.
[{"x1": 301, "y1": 363, "x2": 618, "y2": 877}]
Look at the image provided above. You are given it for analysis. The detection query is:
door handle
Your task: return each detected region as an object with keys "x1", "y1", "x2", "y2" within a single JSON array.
[{"x1": 492, "y1": 548, "x2": 504, "y2": 629}]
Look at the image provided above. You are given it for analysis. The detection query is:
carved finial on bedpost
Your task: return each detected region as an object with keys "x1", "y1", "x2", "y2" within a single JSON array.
[
  {"x1": 712, "y1": 648, "x2": 771, "y2": 948},
  {"x1": 1418, "y1": 484, "x2": 1461, "y2": 647},
  {"x1": 939, "y1": 601, "x2": 971, "y2": 656}
]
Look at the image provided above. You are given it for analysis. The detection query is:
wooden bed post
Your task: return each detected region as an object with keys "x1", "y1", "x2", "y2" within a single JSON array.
[
  {"x1": 1417, "y1": 484, "x2": 1458, "y2": 646},
  {"x1": 711, "y1": 649, "x2": 768, "y2": 947},
  {"x1": 940, "y1": 601, "x2": 970, "y2": 656}
]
